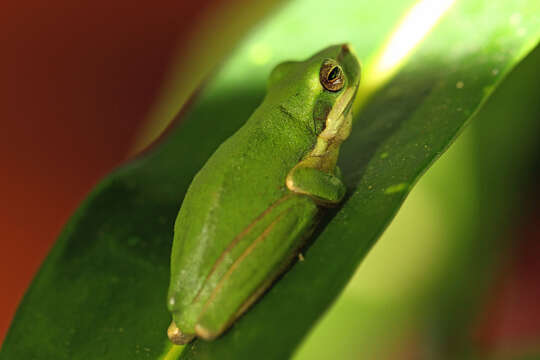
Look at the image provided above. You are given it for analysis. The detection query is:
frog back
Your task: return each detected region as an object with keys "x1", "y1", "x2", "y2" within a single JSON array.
[{"x1": 168, "y1": 101, "x2": 318, "y2": 333}]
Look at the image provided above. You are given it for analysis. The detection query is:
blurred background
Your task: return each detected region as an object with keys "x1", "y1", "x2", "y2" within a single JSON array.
[
  {"x1": 0, "y1": 0, "x2": 266, "y2": 342},
  {"x1": 1, "y1": 0, "x2": 539, "y2": 358}
]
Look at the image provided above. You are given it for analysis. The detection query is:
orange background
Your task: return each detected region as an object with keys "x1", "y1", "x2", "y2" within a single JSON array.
[{"x1": 0, "y1": 0, "x2": 235, "y2": 342}]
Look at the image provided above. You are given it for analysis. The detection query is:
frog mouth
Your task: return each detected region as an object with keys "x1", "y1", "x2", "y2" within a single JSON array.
[
  {"x1": 320, "y1": 84, "x2": 358, "y2": 141},
  {"x1": 341, "y1": 85, "x2": 358, "y2": 118}
]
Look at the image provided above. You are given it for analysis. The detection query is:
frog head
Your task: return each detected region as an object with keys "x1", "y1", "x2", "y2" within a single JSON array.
[{"x1": 268, "y1": 44, "x2": 360, "y2": 138}]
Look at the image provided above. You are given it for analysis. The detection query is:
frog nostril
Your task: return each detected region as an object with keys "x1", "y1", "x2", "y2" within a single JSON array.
[{"x1": 341, "y1": 44, "x2": 350, "y2": 53}]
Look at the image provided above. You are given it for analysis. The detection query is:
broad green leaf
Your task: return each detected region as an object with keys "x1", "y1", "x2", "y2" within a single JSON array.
[
  {"x1": 295, "y1": 44, "x2": 540, "y2": 359},
  {"x1": 2, "y1": 0, "x2": 539, "y2": 359}
]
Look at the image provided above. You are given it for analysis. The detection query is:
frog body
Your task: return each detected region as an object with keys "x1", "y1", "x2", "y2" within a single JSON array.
[{"x1": 167, "y1": 44, "x2": 360, "y2": 344}]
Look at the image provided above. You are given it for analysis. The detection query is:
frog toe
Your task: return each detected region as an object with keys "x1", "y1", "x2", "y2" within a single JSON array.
[{"x1": 167, "y1": 321, "x2": 196, "y2": 345}]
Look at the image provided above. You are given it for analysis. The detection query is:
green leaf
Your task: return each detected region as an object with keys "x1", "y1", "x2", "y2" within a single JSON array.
[
  {"x1": 295, "y1": 43, "x2": 540, "y2": 359},
  {"x1": 2, "y1": 0, "x2": 539, "y2": 359}
]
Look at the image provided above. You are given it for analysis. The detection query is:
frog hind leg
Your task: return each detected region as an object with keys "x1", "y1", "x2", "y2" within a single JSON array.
[{"x1": 194, "y1": 195, "x2": 319, "y2": 340}]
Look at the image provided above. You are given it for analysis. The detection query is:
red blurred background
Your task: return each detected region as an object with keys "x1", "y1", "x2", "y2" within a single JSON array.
[{"x1": 0, "y1": 0, "x2": 242, "y2": 342}]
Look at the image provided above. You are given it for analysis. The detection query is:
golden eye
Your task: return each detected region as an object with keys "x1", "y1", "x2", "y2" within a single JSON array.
[{"x1": 320, "y1": 60, "x2": 345, "y2": 92}]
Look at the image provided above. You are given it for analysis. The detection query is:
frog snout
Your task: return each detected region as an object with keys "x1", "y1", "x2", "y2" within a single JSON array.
[{"x1": 341, "y1": 43, "x2": 351, "y2": 53}]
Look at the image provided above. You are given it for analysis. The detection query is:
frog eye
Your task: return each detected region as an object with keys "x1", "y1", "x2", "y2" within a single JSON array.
[{"x1": 320, "y1": 60, "x2": 345, "y2": 92}]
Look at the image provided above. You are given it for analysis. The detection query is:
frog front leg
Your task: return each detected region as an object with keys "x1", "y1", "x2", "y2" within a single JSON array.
[{"x1": 286, "y1": 164, "x2": 346, "y2": 206}]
